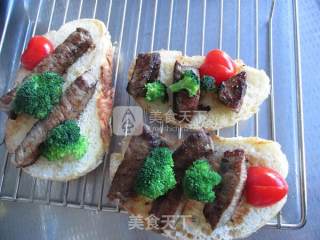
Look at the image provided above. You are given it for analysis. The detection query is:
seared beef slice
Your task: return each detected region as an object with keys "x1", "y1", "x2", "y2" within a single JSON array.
[
  {"x1": 108, "y1": 126, "x2": 167, "y2": 202},
  {"x1": 127, "y1": 53, "x2": 161, "y2": 97},
  {"x1": 218, "y1": 71, "x2": 247, "y2": 112},
  {"x1": 172, "y1": 61, "x2": 200, "y2": 122},
  {"x1": 204, "y1": 149, "x2": 247, "y2": 230}
]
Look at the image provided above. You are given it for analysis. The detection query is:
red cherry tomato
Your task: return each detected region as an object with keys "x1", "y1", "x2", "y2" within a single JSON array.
[
  {"x1": 21, "y1": 36, "x2": 54, "y2": 70},
  {"x1": 199, "y1": 49, "x2": 237, "y2": 85},
  {"x1": 245, "y1": 166, "x2": 288, "y2": 207}
]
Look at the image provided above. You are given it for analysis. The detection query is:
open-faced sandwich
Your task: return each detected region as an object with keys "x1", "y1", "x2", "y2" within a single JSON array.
[
  {"x1": 0, "y1": 19, "x2": 114, "y2": 181},
  {"x1": 127, "y1": 50, "x2": 270, "y2": 130},
  {"x1": 108, "y1": 125, "x2": 288, "y2": 239}
]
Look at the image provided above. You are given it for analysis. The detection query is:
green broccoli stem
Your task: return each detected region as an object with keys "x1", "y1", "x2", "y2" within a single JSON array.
[{"x1": 169, "y1": 70, "x2": 200, "y2": 97}]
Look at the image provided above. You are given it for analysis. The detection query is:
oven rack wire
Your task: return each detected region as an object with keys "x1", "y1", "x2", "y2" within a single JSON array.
[{"x1": 0, "y1": 0, "x2": 307, "y2": 231}]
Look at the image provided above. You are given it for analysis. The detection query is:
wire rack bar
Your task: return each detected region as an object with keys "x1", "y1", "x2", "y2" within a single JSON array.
[
  {"x1": 201, "y1": 0, "x2": 206, "y2": 56},
  {"x1": 267, "y1": 0, "x2": 281, "y2": 228},
  {"x1": 0, "y1": 0, "x2": 307, "y2": 231},
  {"x1": 254, "y1": 0, "x2": 259, "y2": 137},
  {"x1": 292, "y1": 0, "x2": 307, "y2": 229},
  {"x1": 216, "y1": 0, "x2": 224, "y2": 136},
  {"x1": 0, "y1": 150, "x2": 8, "y2": 192},
  {"x1": 234, "y1": 0, "x2": 241, "y2": 137}
]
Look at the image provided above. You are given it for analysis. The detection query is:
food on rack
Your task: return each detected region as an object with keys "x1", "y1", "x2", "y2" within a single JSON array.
[
  {"x1": 245, "y1": 166, "x2": 288, "y2": 207},
  {"x1": 21, "y1": 35, "x2": 54, "y2": 70},
  {"x1": 203, "y1": 149, "x2": 247, "y2": 229},
  {"x1": 127, "y1": 49, "x2": 270, "y2": 130},
  {"x1": 0, "y1": 27, "x2": 94, "y2": 113},
  {"x1": 40, "y1": 120, "x2": 88, "y2": 162},
  {"x1": 182, "y1": 159, "x2": 221, "y2": 203},
  {"x1": 0, "y1": 19, "x2": 114, "y2": 181},
  {"x1": 108, "y1": 126, "x2": 168, "y2": 202},
  {"x1": 14, "y1": 72, "x2": 97, "y2": 167},
  {"x1": 145, "y1": 81, "x2": 168, "y2": 102},
  {"x1": 199, "y1": 49, "x2": 238, "y2": 85},
  {"x1": 171, "y1": 67, "x2": 200, "y2": 122},
  {"x1": 135, "y1": 147, "x2": 177, "y2": 199},
  {"x1": 108, "y1": 125, "x2": 288, "y2": 239},
  {"x1": 13, "y1": 72, "x2": 64, "y2": 120}
]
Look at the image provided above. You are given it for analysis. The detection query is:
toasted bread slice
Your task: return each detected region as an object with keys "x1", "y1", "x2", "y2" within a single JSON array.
[
  {"x1": 128, "y1": 50, "x2": 270, "y2": 131},
  {"x1": 109, "y1": 134, "x2": 288, "y2": 240},
  {"x1": 6, "y1": 19, "x2": 113, "y2": 180}
]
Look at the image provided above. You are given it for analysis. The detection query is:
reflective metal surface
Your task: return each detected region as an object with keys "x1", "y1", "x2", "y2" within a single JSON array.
[{"x1": 0, "y1": 0, "x2": 315, "y2": 239}]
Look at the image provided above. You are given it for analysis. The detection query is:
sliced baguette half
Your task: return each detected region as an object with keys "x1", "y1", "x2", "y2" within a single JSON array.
[
  {"x1": 7, "y1": 19, "x2": 114, "y2": 181},
  {"x1": 128, "y1": 50, "x2": 270, "y2": 131},
  {"x1": 110, "y1": 134, "x2": 288, "y2": 240}
]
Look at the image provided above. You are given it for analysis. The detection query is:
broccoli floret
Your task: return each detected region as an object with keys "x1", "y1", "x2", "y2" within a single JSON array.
[
  {"x1": 201, "y1": 75, "x2": 218, "y2": 93},
  {"x1": 182, "y1": 159, "x2": 221, "y2": 203},
  {"x1": 40, "y1": 120, "x2": 88, "y2": 161},
  {"x1": 13, "y1": 72, "x2": 64, "y2": 119},
  {"x1": 135, "y1": 147, "x2": 176, "y2": 199},
  {"x1": 169, "y1": 70, "x2": 200, "y2": 97},
  {"x1": 144, "y1": 81, "x2": 167, "y2": 102}
]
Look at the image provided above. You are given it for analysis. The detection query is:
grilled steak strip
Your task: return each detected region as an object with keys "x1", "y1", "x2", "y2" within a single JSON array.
[
  {"x1": 108, "y1": 126, "x2": 168, "y2": 202},
  {"x1": 172, "y1": 61, "x2": 200, "y2": 122},
  {"x1": 204, "y1": 149, "x2": 247, "y2": 230},
  {"x1": 0, "y1": 28, "x2": 94, "y2": 113},
  {"x1": 218, "y1": 71, "x2": 247, "y2": 112},
  {"x1": 127, "y1": 52, "x2": 161, "y2": 97},
  {"x1": 34, "y1": 28, "x2": 94, "y2": 74},
  {"x1": 151, "y1": 131, "x2": 213, "y2": 222},
  {"x1": 14, "y1": 72, "x2": 97, "y2": 167}
]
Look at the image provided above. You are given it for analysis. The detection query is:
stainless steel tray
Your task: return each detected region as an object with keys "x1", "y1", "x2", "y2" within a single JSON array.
[{"x1": 0, "y1": 0, "x2": 306, "y2": 231}]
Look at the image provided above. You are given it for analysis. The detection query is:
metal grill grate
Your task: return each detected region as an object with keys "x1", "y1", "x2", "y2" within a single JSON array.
[{"x1": 0, "y1": 0, "x2": 307, "y2": 231}]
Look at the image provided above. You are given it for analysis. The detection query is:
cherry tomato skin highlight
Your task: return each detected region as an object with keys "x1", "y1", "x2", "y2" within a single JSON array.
[
  {"x1": 199, "y1": 49, "x2": 237, "y2": 85},
  {"x1": 21, "y1": 36, "x2": 54, "y2": 70},
  {"x1": 245, "y1": 166, "x2": 288, "y2": 207}
]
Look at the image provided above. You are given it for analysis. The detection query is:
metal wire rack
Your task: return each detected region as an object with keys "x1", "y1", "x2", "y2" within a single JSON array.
[{"x1": 0, "y1": 0, "x2": 306, "y2": 231}]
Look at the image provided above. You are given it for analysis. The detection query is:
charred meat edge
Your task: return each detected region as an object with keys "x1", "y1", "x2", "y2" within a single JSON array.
[
  {"x1": 108, "y1": 125, "x2": 168, "y2": 202},
  {"x1": 172, "y1": 61, "x2": 200, "y2": 122},
  {"x1": 218, "y1": 71, "x2": 247, "y2": 112},
  {"x1": 0, "y1": 28, "x2": 95, "y2": 114},
  {"x1": 150, "y1": 131, "x2": 213, "y2": 226},
  {"x1": 203, "y1": 149, "x2": 247, "y2": 230},
  {"x1": 127, "y1": 52, "x2": 161, "y2": 97},
  {"x1": 13, "y1": 72, "x2": 97, "y2": 167}
]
